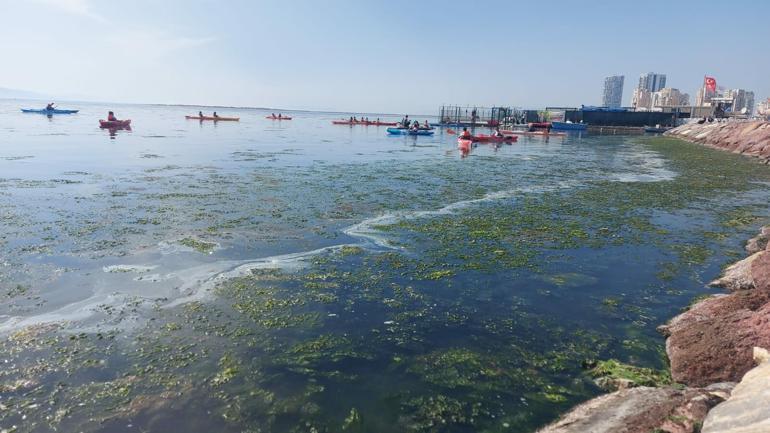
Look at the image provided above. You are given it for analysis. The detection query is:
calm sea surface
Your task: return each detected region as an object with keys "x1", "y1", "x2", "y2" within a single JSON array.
[{"x1": 1, "y1": 99, "x2": 769, "y2": 432}]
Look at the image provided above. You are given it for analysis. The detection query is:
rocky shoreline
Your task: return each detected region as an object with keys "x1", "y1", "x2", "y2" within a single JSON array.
[
  {"x1": 664, "y1": 121, "x2": 770, "y2": 163},
  {"x1": 538, "y1": 127, "x2": 770, "y2": 433}
]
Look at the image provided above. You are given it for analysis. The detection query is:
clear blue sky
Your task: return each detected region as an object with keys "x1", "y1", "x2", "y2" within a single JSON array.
[{"x1": 1, "y1": 0, "x2": 767, "y2": 113}]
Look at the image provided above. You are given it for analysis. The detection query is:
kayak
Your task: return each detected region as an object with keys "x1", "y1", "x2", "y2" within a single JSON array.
[
  {"x1": 457, "y1": 138, "x2": 473, "y2": 147},
  {"x1": 472, "y1": 134, "x2": 518, "y2": 143},
  {"x1": 529, "y1": 122, "x2": 552, "y2": 129},
  {"x1": 185, "y1": 116, "x2": 240, "y2": 121},
  {"x1": 387, "y1": 128, "x2": 434, "y2": 136},
  {"x1": 500, "y1": 130, "x2": 567, "y2": 137},
  {"x1": 332, "y1": 120, "x2": 398, "y2": 126},
  {"x1": 266, "y1": 116, "x2": 292, "y2": 120},
  {"x1": 99, "y1": 119, "x2": 131, "y2": 128},
  {"x1": 21, "y1": 108, "x2": 79, "y2": 114}
]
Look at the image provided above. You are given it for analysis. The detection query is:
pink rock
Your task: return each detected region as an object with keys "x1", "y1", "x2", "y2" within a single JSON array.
[{"x1": 663, "y1": 290, "x2": 770, "y2": 386}]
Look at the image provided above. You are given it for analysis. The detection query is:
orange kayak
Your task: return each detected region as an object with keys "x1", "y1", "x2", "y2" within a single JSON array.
[
  {"x1": 266, "y1": 116, "x2": 292, "y2": 120},
  {"x1": 186, "y1": 116, "x2": 240, "y2": 121},
  {"x1": 99, "y1": 119, "x2": 131, "y2": 128}
]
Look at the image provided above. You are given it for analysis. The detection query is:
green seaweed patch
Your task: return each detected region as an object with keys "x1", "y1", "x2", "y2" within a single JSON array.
[
  {"x1": 590, "y1": 359, "x2": 672, "y2": 388},
  {"x1": 178, "y1": 237, "x2": 217, "y2": 253},
  {"x1": 339, "y1": 245, "x2": 365, "y2": 256}
]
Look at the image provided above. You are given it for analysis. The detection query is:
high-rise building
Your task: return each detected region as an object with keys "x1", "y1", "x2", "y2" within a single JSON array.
[
  {"x1": 638, "y1": 73, "x2": 667, "y2": 93},
  {"x1": 632, "y1": 88, "x2": 652, "y2": 110},
  {"x1": 651, "y1": 88, "x2": 689, "y2": 108},
  {"x1": 696, "y1": 86, "x2": 718, "y2": 106},
  {"x1": 602, "y1": 75, "x2": 624, "y2": 108},
  {"x1": 757, "y1": 98, "x2": 770, "y2": 119},
  {"x1": 724, "y1": 89, "x2": 755, "y2": 115}
]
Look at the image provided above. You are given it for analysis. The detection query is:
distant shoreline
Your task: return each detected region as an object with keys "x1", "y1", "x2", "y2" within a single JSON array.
[{"x1": 0, "y1": 97, "x2": 434, "y2": 118}]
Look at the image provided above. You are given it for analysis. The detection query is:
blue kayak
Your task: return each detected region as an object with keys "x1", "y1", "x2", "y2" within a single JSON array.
[
  {"x1": 21, "y1": 108, "x2": 79, "y2": 114},
  {"x1": 387, "y1": 127, "x2": 434, "y2": 136}
]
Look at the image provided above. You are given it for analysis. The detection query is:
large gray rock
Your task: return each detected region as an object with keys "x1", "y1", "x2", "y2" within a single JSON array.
[
  {"x1": 709, "y1": 251, "x2": 765, "y2": 291},
  {"x1": 537, "y1": 384, "x2": 732, "y2": 433},
  {"x1": 702, "y1": 347, "x2": 770, "y2": 433}
]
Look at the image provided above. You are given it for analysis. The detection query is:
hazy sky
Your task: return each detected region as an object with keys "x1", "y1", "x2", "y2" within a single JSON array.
[{"x1": 1, "y1": 0, "x2": 767, "y2": 113}]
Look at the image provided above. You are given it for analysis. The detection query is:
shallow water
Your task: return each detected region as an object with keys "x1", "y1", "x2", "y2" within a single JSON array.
[{"x1": 1, "y1": 99, "x2": 769, "y2": 432}]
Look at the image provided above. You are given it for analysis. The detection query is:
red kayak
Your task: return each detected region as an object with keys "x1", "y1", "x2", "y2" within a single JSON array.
[
  {"x1": 529, "y1": 122, "x2": 552, "y2": 129},
  {"x1": 332, "y1": 120, "x2": 398, "y2": 126},
  {"x1": 500, "y1": 130, "x2": 566, "y2": 137},
  {"x1": 472, "y1": 134, "x2": 518, "y2": 143},
  {"x1": 99, "y1": 119, "x2": 131, "y2": 128},
  {"x1": 266, "y1": 116, "x2": 292, "y2": 120}
]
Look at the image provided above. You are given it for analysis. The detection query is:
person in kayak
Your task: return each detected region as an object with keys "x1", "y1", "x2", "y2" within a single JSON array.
[
  {"x1": 198, "y1": 111, "x2": 204, "y2": 118},
  {"x1": 278, "y1": 113, "x2": 282, "y2": 119},
  {"x1": 493, "y1": 127, "x2": 504, "y2": 137},
  {"x1": 46, "y1": 102, "x2": 55, "y2": 111},
  {"x1": 107, "y1": 111, "x2": 118, "y2": 121},
  {"x1": 213, "y1": 112, "x2": 219, "y2": 118},
  {"x1": 424, "y1": 120, "x2": 430, "y2": 130},
  {"x1": 460, "y1": 127, "x2": 472, "y2": 139}
]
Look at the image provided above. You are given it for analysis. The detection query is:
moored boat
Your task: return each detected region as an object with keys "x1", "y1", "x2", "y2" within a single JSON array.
[
  {"x1": 644, "y1": 126, "x2": 671, "y2": 133},
  {"x1": 551, "y1": 121, "x2": 587, "y2": 131}
]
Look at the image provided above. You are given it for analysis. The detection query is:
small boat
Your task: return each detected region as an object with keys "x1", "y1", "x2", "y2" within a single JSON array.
[
  {"x1": 21, "y1": 108, "x2": 79, "y2": 114},
  {"x1": 471, "y1": 134, "x2": 518, "y2": 143},
  {"x1": 551, "y1": 121, "x2": 587, "y2": 131},
  {"x1": 644, "y1": 126, "x2": 670, "y2": 133},
  {"x1": 332, "y1": 120, "x2": 398, "y2": 126},
  {"x1": 266, "y1": 115, "x2": 292, "y2": 120},
  {"x1": 99, "y1": 119, "x2": 131, "y2": 128},
  {"x1": 185, "y1": 116, "x2": 240, "y2": 121},
  {"x1": 387, "y1": 127, "x2": 434, "y2": 136}
]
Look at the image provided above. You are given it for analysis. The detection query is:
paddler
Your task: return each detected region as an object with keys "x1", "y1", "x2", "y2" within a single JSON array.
[
  {"x1": 460, "y1": 127, "x2": 472, "y2": 139},
  {"x1": 198, "y1": 111, "x2": 204, "y2": 118},
  {"x1": 493, "y1": 127, "x2": 504, "y2": 137},
  {"x1": 107, "y1": 111, "x2": 118, "y2": 121},
  {"x1": 213, "y1": 112, "x2": 219, "y2": 118},
  {"x1": 46, "y1": 102, "x2": 55, "y2": 110}
]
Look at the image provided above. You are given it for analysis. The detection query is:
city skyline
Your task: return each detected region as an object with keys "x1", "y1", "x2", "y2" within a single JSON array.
[{"x1": 0, "y1": 0, "x2": 768, "y2": 113}]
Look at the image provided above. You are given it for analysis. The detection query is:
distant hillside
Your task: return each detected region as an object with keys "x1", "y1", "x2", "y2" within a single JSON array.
[{"x1": 0, "y1": 87, "x2": 48, "y2": 100}]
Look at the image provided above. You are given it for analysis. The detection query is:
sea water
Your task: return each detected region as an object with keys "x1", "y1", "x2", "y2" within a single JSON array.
[{"x1": 1, "y1": 99, "x2": 769, "y2": 432}]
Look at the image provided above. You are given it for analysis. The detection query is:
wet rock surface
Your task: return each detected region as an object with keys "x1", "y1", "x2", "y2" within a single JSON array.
[
  {"x1": 663, "y1": 227, "x2": 770, "y2": 386},
  {"x1": 537, "y1": 384, "x2": 733, "y2": 433},
  {"x1": 666, "y1": 121, "x2": 770, "y2": 164}
]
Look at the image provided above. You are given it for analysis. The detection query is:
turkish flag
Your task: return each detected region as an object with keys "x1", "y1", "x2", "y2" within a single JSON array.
[{"x1": 705, "y1": 76, "x2": 717, "y2": 92}]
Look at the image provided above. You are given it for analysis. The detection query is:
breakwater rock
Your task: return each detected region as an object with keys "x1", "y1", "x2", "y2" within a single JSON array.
[
  {"x1": 665, "y1": 121, "x2": 770, "y2": 163},
  {"x1": 539, "y1": 226, "x2": 770, "y2": 432},
  {"x1": 536, "y1": 384, "x2": 733, "y2": 433},
  {"x1": 701, "y1": 348, "x2": 770, "y2": 432}
]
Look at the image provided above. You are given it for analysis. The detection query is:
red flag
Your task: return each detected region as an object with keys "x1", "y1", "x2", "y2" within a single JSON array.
[{"x1": 705, "y1": 76, "x2": 717, "y2": 92}]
